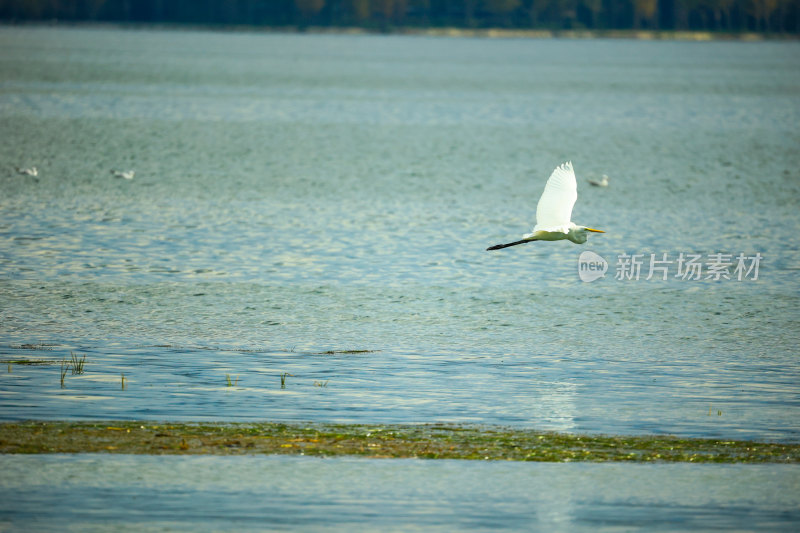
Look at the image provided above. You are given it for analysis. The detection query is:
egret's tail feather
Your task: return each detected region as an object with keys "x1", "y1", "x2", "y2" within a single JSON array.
[{"x1": 487, "y1": 238, "x2": 534, "y2": 251}]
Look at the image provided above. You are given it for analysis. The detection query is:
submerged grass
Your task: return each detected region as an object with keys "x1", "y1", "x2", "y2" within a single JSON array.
[
  {"x1": 54, "y1": 352, "x2": 87, "y2": 387},
  {"x1": 69, "y1": 352, "x2": 86, "y2": 375},
  {"x1": 59, "y1": 360, "x2": 68, "y2": 388},
  {"x1": 1, "y1": 421, "x2": 798, "y2": 463},
  {"x1": 9, "y1": 344, "x2": 60, "y2": 351},
  {"x1": 0, "y1": 359, "x2": 60, "y2": 366}
]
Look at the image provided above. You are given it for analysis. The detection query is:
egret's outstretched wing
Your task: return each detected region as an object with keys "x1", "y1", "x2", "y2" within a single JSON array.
[{"x1": 532, "y1": 161, "x2": 577, "y2": 232}]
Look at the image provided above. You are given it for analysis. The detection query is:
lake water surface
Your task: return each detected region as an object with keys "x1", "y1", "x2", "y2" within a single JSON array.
[
  {"x1": 1, "y1": 454, "x2": 799, "y2": 532},
  {"x1": 2, "y1": 26, "x2": 798, "y2": 439},
  {"x1": 0, "y1": 26, "x2": 799, "y2": 530}
]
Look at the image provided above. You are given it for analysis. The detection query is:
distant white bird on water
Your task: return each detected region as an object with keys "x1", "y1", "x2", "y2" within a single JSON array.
[
  {"x1": 487, "y1": 161, "x2": 604, "y2": 250},
  {"x1": 588, "y1": 174, "x2": 609, "y2": 187},
  {"x1": 111, "y1": 169, "x2": 135, "y2": 180},
  {"x1": 16, "y1": 166, "x2": 38, "y2": 177}
]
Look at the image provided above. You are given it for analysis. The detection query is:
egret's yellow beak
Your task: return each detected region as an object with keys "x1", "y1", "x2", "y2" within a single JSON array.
[{"x1": 586, "y1": 228, "x2": 605, "y2": 233}]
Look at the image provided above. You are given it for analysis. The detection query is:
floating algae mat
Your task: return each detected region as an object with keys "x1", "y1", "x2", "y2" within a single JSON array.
[{"x1": 1, "y1": 421, "x2": 798, "y2": 463}]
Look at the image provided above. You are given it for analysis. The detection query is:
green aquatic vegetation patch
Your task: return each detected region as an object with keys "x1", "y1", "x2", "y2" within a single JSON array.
[
  {"x1": 1, "y1": 359, "x2": 61, "y2": 366},
  {"x1": 9, "y1": 343, "x2": 60, "y2": 351},
  {"x1": 1, "y1": 421, "x2": 798, "y2": 463}
]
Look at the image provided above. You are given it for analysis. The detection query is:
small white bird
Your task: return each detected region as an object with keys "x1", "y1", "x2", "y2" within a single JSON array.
[
  {"x1": 111, "y1": 170, "x2": 135, "y2": 180},
  {"x1": 487, "y1": 161, "x2": 604, "y2": 250},
  {"x1": 588, "y1": 174, "x2": 609, "y2": 187},
  {"x1": 16, "y1": 167, "x2": 38, "y2": 177}
]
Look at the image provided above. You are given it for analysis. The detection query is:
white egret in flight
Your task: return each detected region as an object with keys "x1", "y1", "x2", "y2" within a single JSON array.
[
  {"x1": 588, "y1": 174, "x2": 609, "y2": 187},
  {"x1": 16, "y1": 166, "x2": 38, "y2": 177},
  {"x1": 487, "y1": 161, "x2": 604, "y2": 251},
  {"x1": 111, "y1": 169, "x2": 135, "y2": 180}
]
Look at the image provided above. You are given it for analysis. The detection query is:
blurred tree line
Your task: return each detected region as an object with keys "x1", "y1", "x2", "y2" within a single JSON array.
[{"x1": 1, "y1": 0, "x2": 798, "y2": 33}]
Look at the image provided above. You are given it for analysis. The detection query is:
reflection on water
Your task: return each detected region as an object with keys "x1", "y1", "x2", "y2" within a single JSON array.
[
  {"x1": 1, "y1": 454, "x2": 798, "y2": 532},
  {"x1": 0, "y1": 28, "x2": 799, "y2": 442}
]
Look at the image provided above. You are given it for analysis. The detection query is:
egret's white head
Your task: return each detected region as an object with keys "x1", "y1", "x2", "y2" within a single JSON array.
[{"x1": 568, "y1": 225, "x2": 605, "y2": 244}]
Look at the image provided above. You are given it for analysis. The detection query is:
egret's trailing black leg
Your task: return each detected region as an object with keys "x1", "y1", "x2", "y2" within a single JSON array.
[{"x1": 486, "y1": 239, "x2": 535, "y2": 251}]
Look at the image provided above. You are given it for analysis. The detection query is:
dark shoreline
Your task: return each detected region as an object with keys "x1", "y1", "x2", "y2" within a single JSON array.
[
  {"x1": 2, "y1": 421, "x2": 798, "y2": 462},
  {"x1": 2, "y1": 21, "x2": 795, "y2": 41}
]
